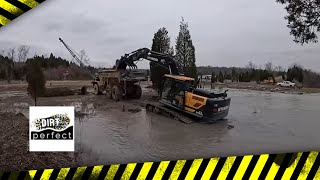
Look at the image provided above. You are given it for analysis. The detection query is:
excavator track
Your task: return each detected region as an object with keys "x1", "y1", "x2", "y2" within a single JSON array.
[{"x1": 146, "y1": 102, "x2": 195, "y2": 124}]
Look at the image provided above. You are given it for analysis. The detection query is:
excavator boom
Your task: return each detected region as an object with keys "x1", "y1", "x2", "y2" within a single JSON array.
[{"x1": 114, "y1": 48, "x2": 180, "y2": 75}]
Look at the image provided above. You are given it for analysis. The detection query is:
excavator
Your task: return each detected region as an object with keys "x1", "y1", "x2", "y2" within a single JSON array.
[{"x1": 114, "y1": 48, "x2": 231, "y2": 123}]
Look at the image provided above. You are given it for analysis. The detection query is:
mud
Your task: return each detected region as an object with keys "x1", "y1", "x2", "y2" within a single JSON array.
[
  {"x1": 42, "y1": 87, "x2": 75, "y2": 97},
  {"x1": 0, "y1": 112, "x2": 75, "y2": 171},
  {"x1": 1, "y1": 81, "x2": 320, "y2": 170}
]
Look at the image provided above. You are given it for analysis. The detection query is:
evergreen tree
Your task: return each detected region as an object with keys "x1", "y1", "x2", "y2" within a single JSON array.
[
  {"x1": 175, "y1": 17, "x2": 197, "y2": 79},
  {"x1": 169, "y1": 46, "x2": 174, "y2": 56},
  {"x1": 239, "y1": 73, "x2": 243, "y2": 82},
  {"x1": 150, "y1": 27, "x2": 173, "y2": 93},
  {"x1": 287, "y1": 64, "x2": 304, "y2": 83},
  {"x1": 218, "y1": 71, "x2": 224, "y2": 83},
  {"x1": 231, "y1": 68, "x2": 237, "y2": 82},
  {"x1": 26, "y1": 61, "x2": 46, "y2": 106},
  {"x1": 151, "y1": 27, "x2": 172, "y2": 54},
  {"x1": 211, "y1": 71, "x2": 216, "y2": 83},
  {"x1": 0, "y1": 69, "x2": 6, "y2": 79},
  {"x1": 245, "y1": 71, "x2": 250, "y2": 82}
]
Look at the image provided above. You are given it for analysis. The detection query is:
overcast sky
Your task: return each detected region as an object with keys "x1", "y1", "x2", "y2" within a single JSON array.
[{"x1": 0, "y1": 0, "x2": 319, "y2": 71}]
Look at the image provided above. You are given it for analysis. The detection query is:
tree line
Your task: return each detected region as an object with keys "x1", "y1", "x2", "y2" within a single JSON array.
[
  {"x1": 197, "y1": 61, "x2": 320, "y2": 88},
  {"x1": 0, "y1": 46, "x2": 96, "y2": 82}
]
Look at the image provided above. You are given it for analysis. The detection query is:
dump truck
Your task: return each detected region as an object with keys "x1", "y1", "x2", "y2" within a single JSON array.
[
  {"x1": 91, "y1": 48, "x2": 178, "y2": 101},
  {"x1": 91, "y1": 69, "x2": 146, "y2": 100}
]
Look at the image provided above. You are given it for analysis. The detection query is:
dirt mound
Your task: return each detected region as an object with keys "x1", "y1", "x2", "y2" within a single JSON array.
[
  {"x1": 42, "y1": 87, "x2": 75, "y2": 97},
  {"x1": 0, "y1": 112, "x2": 75, "y2": 171},
  {"x1": 128, "y1": 108, "x2": 142, "y2": 113}
]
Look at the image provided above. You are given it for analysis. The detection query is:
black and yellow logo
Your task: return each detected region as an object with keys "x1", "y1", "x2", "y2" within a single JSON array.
[{"x1": 31, "y1": 113, "x2": 73, "y2": 140}]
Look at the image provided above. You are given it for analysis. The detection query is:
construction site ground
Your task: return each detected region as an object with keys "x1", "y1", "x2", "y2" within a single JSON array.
[{"x1": 1, "y1": 80, "x2": 320, "y2": 172}]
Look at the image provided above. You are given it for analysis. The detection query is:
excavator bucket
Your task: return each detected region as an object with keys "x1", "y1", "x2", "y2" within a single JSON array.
[{"x1": 149, "y1": 61, "x2": 171, "y2": 93}]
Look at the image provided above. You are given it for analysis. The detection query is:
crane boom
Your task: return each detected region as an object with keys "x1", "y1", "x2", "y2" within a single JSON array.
[{"x1": 58, "y1": 38, "x2": 95, "y2": 79}]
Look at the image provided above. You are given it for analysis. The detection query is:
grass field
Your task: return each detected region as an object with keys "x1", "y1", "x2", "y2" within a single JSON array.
[{"x1": 301, "y1": 88, "x2": 320, "y2": 93}]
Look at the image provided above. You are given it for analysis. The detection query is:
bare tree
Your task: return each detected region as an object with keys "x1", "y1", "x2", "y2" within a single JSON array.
[
  {"x1": 17, "y1": 45, "x2": 30, "y2": 62},
  {"x1": 246, "y1": 61, "x2": 257, "y2": 69},
  {"x1": 274, "y1": 65, "x2": 283, "y2": 72},
  {"x1": 265, "y1": 61, "x2": 273, "y2": 72},
  {"x1": 79, "y1": 50, "x2": 90, "y2": 65},
  {"x1": 7, "y1": 48, "x2": 16, "y2": 61}
]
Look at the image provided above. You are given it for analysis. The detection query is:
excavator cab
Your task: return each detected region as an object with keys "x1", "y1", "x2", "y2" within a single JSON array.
[
  {"x1": 160, "y1": 74, "x2": 195, "y2": 109},
  {"x1": 158, "y1": 74, "x2": 231, "y2": 121}
]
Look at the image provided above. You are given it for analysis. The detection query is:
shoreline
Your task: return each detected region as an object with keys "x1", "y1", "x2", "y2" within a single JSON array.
[
  {"x1": 1, "y1": 80, "x2": 320, "y2": 96},
  {"x1": 200, "y1": 81, "x2": 320, "y2": 95}
]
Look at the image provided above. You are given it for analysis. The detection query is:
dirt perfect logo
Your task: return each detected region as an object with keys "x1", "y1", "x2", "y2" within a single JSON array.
[
  {"x1": 29, "y1": 106, "x2": 75, "y2": 152},
  {"x1": 31, "y1": 113, "x2": 73, "y2": 140}
]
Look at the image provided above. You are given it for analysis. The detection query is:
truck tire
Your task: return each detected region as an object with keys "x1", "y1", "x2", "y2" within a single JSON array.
[
  {"x1": 134, "y1": 85, "x2": 142, "y2": 99},
  {"x1": 93, "y1": 84, "x2": 101, "y2": 95},
  {"x1": 106, "y1": 85, "x2": 112, "y2": 99},
  {"x1": 112, "y1": 85, "x2": 122, "y2": 101}
]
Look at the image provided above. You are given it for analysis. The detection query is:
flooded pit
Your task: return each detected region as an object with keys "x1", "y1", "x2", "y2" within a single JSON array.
[{"x1": 1, "y1": 88, "x2": 320, "y2": 166}]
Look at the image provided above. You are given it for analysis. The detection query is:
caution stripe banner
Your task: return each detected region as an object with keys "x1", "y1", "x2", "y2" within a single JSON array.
[
  {"x1": 0, "y1": 151, "x2": 319, "y2": 180},
  {"x1": 0, "y1": 1, "x2": 320, "y2": 180},
  {"x1": 0, "y1": 0, "x2": 42, "y2": 26}
]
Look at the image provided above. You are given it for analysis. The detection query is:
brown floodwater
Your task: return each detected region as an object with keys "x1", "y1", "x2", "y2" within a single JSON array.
[{"x1": 1, "y1": 88, "x2": 320, "y2": 166}]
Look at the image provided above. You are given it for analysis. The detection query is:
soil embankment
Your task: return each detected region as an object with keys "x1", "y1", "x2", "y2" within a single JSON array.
[
  {"x1": 200, "y1": 81, "x2": 320, "y2": 94},
  {"x1": 0, "y1": 80, "x2": 93, "y2": 98},
  {"x1": 0, "y1": 81, "x2": 157, "y2": 171},
  {"x1": 0, "y1": 112, "x2": 75, "y2": 171}
]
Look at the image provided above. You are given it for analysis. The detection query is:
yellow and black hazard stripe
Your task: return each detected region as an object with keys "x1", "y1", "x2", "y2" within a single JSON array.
[
  {"x1": 0, "y1": 0, "x2": 44, "y2": 26},
  {"x1": 0, "y1": 1, "x2": 320, "y2": 180},
  {"x1": 0, "y1": 151, "x2": 320, "y2": 179}
]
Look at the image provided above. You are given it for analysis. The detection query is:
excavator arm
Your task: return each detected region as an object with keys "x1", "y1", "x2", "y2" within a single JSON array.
[{"x1": 114, "y1": 48, "x2": 180, "y2": 75}]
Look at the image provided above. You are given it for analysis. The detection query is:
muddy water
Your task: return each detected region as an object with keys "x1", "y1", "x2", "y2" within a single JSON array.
[
  {"x1": 73, "y1": 89, "x2": 320, "y2": 165},
  {"x1": 1, "y1": 89, "x2": 320, "y2": 166}
]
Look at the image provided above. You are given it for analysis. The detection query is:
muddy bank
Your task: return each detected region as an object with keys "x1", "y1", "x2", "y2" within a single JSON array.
[
  {"x1": 224, "y1": 82, "x2": 303, "y2": 94},
  {"x1": 201, "y1": 81, "x2": 317, "y2": 94},
  {"x1": 42, "y1": 87, "x2": 79, "y2": 97},
  {"x1": 0, "y1": 112, "x2": 76, "y2": 171},
  {"x1": 0, "y1": 80, "x2": 92, "y2": 94}
]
